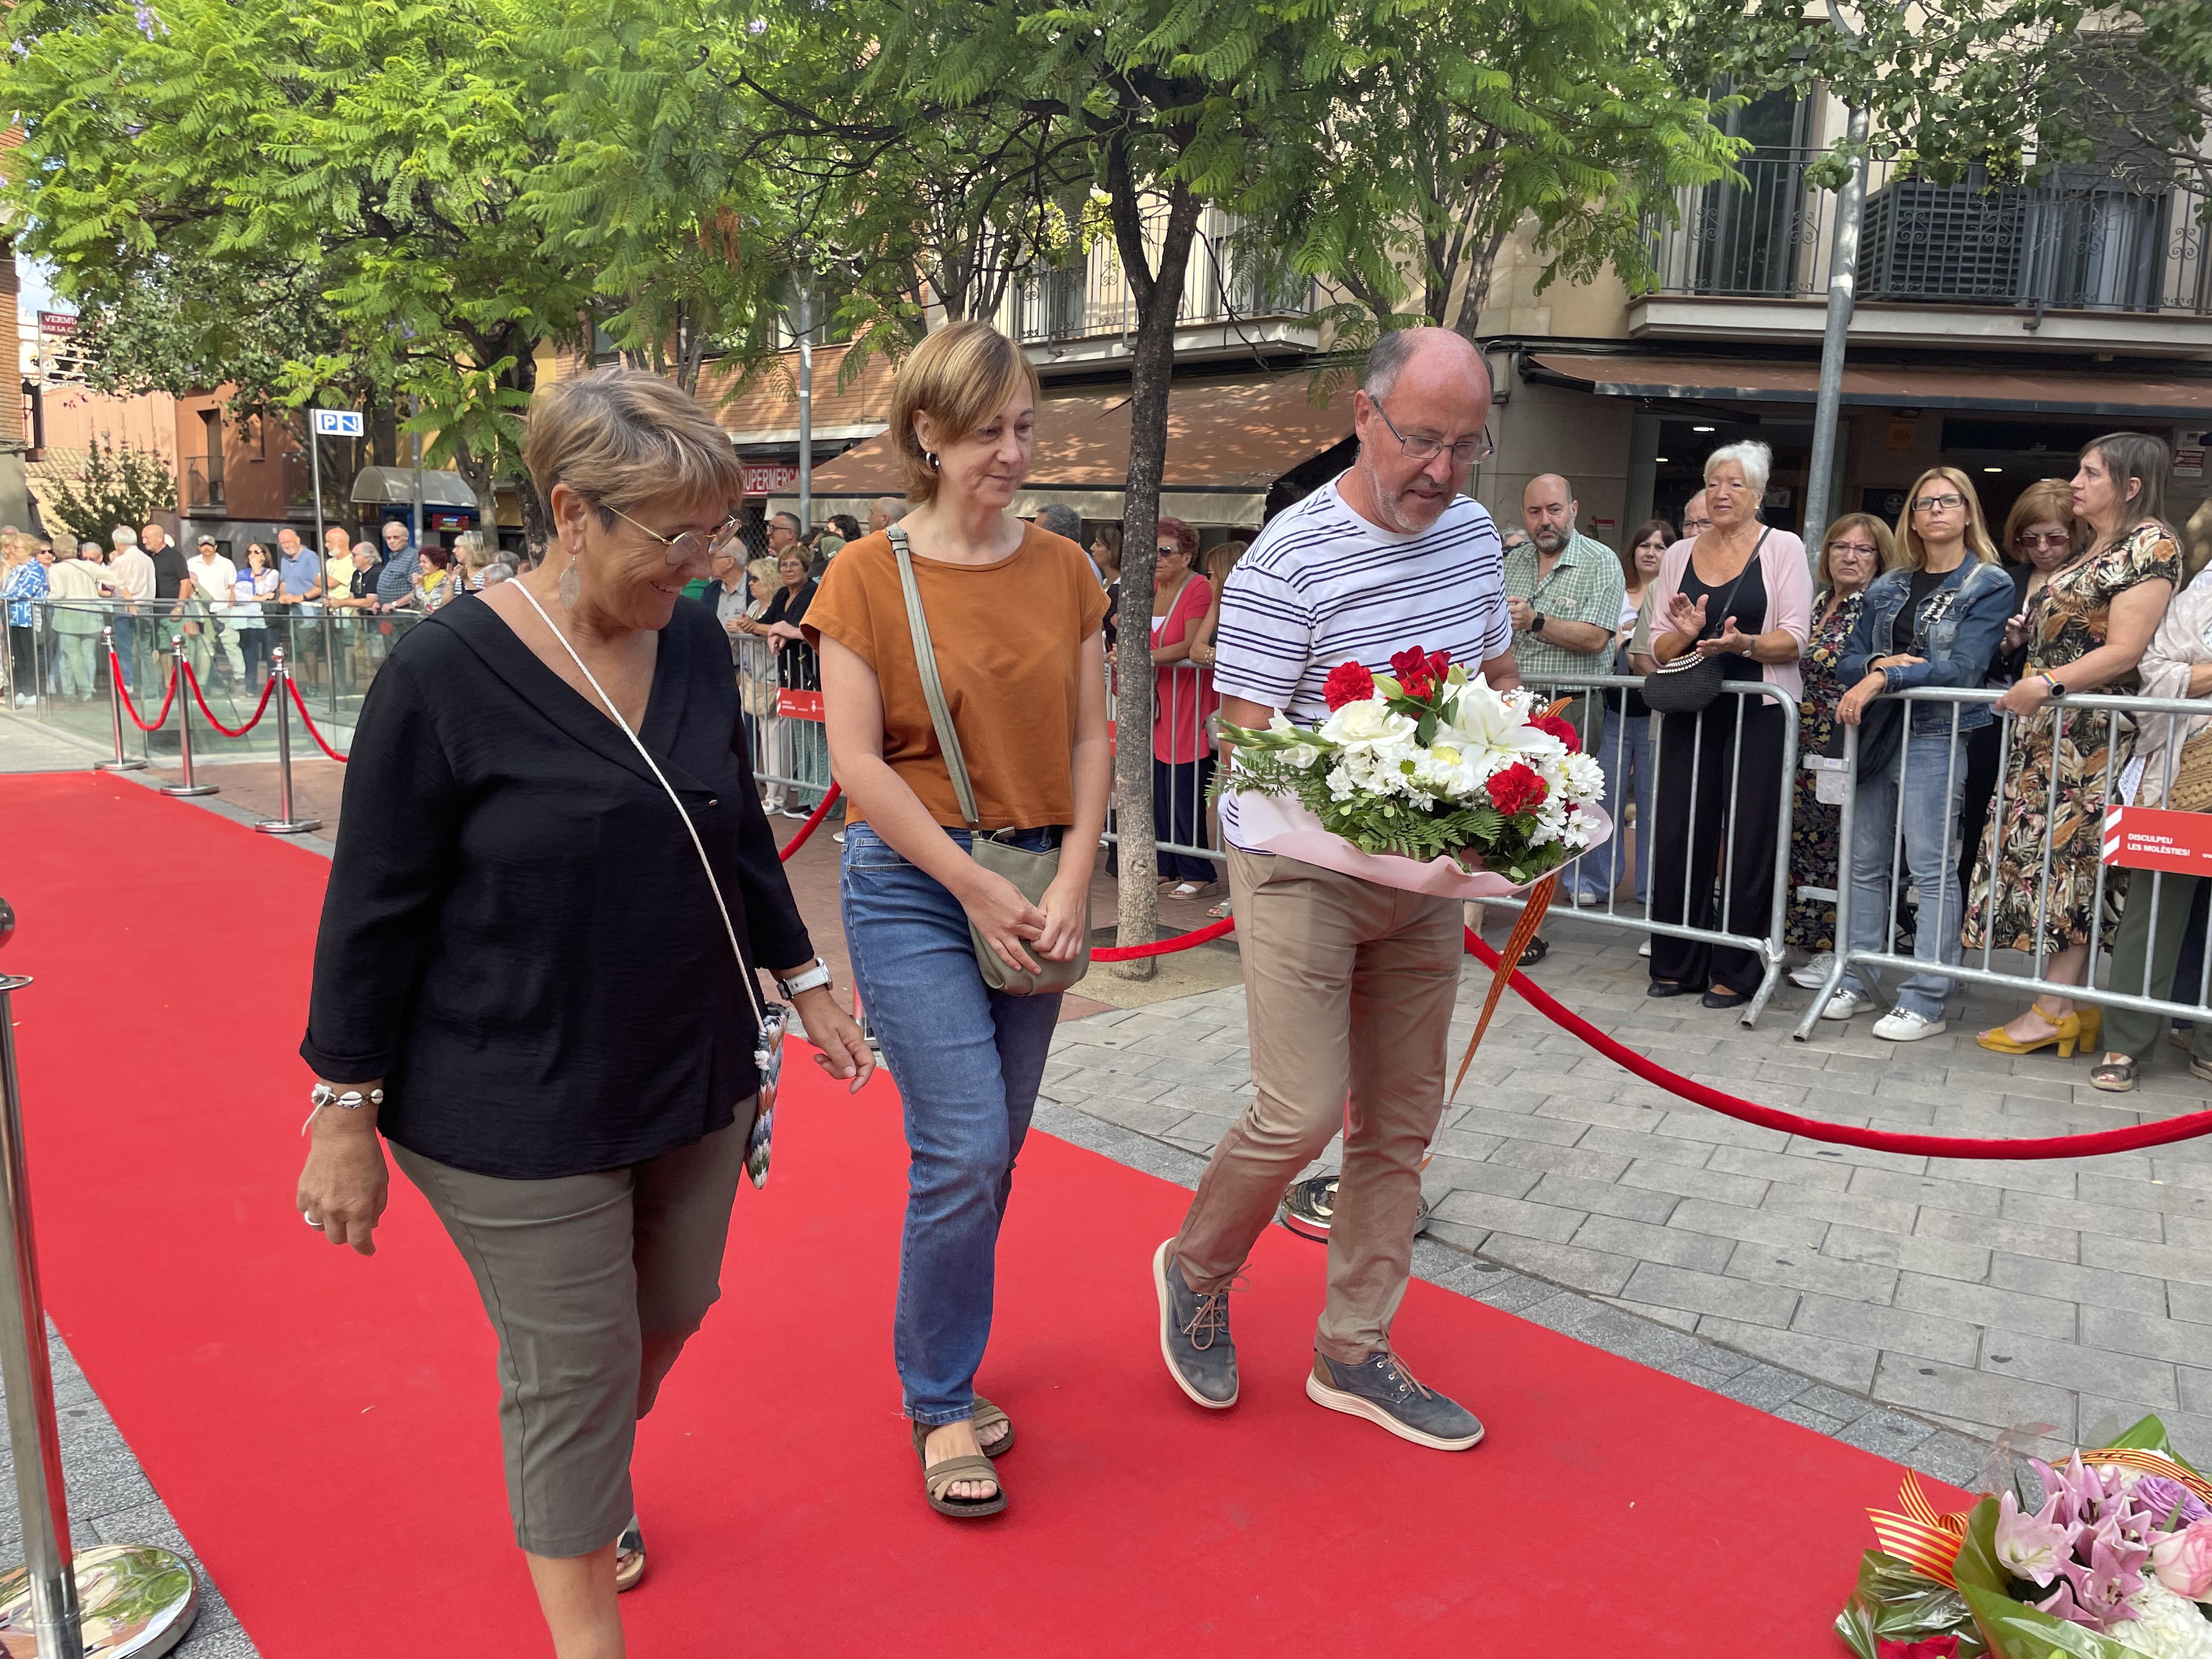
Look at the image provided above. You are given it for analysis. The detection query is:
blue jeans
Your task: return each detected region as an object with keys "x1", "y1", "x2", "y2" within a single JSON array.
[
  {"x1": 840, "y1": 822, "x2": 1065, "y2": 1427},
  {"x1": 1839, "y1": 733, "x2": 1969, "y2": 1019},
  {"x1": 1585, "y1": 707, "x2": 1654, "y2": 903}
]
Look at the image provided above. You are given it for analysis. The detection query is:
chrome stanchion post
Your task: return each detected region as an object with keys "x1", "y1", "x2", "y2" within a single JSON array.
[
  {"x1": 158, "y1": 636, "x2": 215, "y2": 799},
  {"x1": 0, "y1": 900, "x2": 199, "y2": 1657},
  {"x1": 93, "y1": 627, "x2": 146, "y2": 775},
  {"x1": 254, "y1": 647, "x2": 322, "y2": 836}
]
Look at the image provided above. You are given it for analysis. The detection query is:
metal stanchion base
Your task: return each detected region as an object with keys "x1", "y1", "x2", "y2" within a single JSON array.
[
  {"x1": 93, "y1": 759, "x2": 148, "y2": 774},
  {"x1": 157, "y1": 782, "x2": 217, "y2": 798},
  {"x1": 0, "y1": 1544, "x2": 199, "y2": 1657},
  {"x1": 253, "y1": 817, "x2": 323, "y2": 836}
]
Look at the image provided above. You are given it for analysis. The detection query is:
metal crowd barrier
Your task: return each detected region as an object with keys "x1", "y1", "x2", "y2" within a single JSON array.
[
  {"x1": 736, "y1": 632, "x2": 832, "y2": 809},
  {"x1": 1793, "y1": 683, "x2": 2212, "y2": 1043},
  {"x1": 1101, "y1": 660, "x2": 1226, "y2": 868},
  {"x1": 0, "y1": 898, "x2": 199, "y2": 1656},
  {"x1": 1479, "y1": 674, "x2": 1801, "y2": 1025}
]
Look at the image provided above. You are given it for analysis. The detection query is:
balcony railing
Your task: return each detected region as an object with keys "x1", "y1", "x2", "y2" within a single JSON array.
[
  {"x1": 1005, "y1": 210, "x2": 1319, "y2": 347},
  {"x1": 1646, "y1": 150, "x2": 2212, "y2": 317},
  {"x1": 185, "y1": 462, "x2": 223, "y2": 511}
]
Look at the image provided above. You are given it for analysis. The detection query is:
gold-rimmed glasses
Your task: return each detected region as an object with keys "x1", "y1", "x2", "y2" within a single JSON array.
[{"x1": 603, "y1": 503, "x2": 742, "y2": 566}]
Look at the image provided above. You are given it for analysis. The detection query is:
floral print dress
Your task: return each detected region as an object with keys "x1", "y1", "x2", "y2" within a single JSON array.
[
  {"x1": 1965, "y1": 522, "x2": 2182, "y2": 955},
  {"x1": 1785, "y1": 589, "x2": 1865, "y2": 952}
]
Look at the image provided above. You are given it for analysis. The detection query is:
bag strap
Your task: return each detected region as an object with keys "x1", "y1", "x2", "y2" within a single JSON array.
[
  {"x1": 888, "y1": 523, "x2": 981, "y2": 831},
  {"x1": 1695, "y1": 527, "x2": 1767, "y2": 639}
]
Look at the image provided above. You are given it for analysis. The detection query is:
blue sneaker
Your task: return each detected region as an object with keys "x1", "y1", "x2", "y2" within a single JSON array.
[
  {"x1": 1307, "y1": 1350, "x2": 1485, "y2": 1451},
  {"x1": 1153, "y1": 1239, "x2": 1239, "y2": 1408}
]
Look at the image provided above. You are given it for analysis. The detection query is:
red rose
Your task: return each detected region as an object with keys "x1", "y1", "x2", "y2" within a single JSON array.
[
  {"x1": 1389, "y1": 646, "x2": 1437, "y2": 697},
  {"x1": 1876, "y1": 1638, "x2": 1960, "y2": 1659},
  {"x1": 1323, "y1": 661, "x2": 1377, "y2": 710},
  {"x1": 1487, "y1": 762, "x2": 1548, "y2": 817},
  {"x1": 1531, "y1": 713, "x2": 1581, "y2": 753},
  {"x1": 1424, "y1": 648, "x2": 1452, "y2": 684}
]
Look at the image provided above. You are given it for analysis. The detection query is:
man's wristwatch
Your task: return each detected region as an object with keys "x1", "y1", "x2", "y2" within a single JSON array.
[
  {"x1": 1528, "y1": 612, "x2": 1547, "y2": 636},
  {"x1": 310, "y1": 1084, "x2": 385, "y2": 1111},
  {"x1": 776, "y1": 957, "x2": 833, "y2": 998}
]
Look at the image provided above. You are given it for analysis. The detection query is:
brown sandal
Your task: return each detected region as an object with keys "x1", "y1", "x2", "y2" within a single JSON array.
[
  {"x1": 971, "y1": 1396, "x2": 1015, "y2": 1458},
  {"x1": 912, "y1": 1420, "x2": 1007, "y2": 1519},
  {"x1": 2089, "y1": 1053, "x2": 2138, "y2": 1093}
]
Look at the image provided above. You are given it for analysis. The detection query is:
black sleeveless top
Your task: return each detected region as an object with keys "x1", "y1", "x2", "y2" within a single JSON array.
[{"x1": 1678, "y1": 554, "x2": 1769, "y2": 682}]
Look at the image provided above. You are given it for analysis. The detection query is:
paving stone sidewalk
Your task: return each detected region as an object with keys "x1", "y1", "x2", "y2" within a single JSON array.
[{"x1": 1043, "y1": 916, "x2": 2212, "y2": 1470}]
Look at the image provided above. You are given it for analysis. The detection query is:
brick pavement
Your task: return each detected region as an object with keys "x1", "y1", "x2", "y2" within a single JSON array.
[{"x1": 1041, "y1": 912, "x2": 2212, "y2": 1469}]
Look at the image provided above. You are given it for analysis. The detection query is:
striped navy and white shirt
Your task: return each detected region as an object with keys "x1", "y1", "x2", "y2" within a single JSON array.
[{"x1": 1215, "y1": 477, "x2": 1513, "y2": 850}]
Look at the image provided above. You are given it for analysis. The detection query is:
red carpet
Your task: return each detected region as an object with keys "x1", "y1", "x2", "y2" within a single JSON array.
[{"x1": 2, "y1": 771, "x2": 1956, "y2": 1655}]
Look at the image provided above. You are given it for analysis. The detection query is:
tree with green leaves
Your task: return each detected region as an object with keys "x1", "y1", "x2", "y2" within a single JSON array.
[{"x1": 38, "y1": 437, "x2": 177, "y2": 547}]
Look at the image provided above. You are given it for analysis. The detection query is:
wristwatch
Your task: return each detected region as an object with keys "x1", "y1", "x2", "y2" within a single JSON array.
[
  {"x1": 776, "y1": 957, "x2": 833, "y2": 998},
  {"x1": 1529, "y1": 613, "x2": 1547, "y2": 636}
]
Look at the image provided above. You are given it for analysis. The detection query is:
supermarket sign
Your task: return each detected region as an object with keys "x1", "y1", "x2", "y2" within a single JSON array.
[
  {"x1": 2102, "y1": 805, "x2": 2212, "y2": 874},
  {"x1": 742, "y1": 461, "x2": 799, "y2": 496}
]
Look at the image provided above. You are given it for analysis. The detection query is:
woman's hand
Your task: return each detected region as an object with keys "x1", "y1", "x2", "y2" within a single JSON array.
[
  {"x1": 1034, "y1": 870, "x2": 1092, "y2": 963},
  {"x1": 790, "y1": 986, "x2": 875, "y2": 1094},
  {"x1": 1696, "y1": 615, "x2": 1750, "y2": 658},
  {"x1": 296, "y1": 1112, "x2": 389, "y2": 1257},
  {"x1": 1836, "y1": 672, "x2": 1887, "y2": 727},
  {"x1": 1663, "y1": 591, "x2": 1708, "y2": 639},
  {"x1": 765, "y1": 622, "x2": 803, "y2": 645},
  {"x1": 2001, "y1": 612, "x2": 2030, "y2": 654},
  {"x1": 1995, "y1": 674, "x2": 2056, "y2": 719},
  {"x1": 958, "y1": 867, "x2": 1049, "y2": 977}
]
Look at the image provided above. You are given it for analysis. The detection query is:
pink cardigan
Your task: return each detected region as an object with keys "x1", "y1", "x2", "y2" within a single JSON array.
[{"x1": 1650, "y1": 528, "x2": 1812, "y2": 703}]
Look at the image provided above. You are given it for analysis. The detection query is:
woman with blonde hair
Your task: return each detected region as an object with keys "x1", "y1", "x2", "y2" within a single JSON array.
[
  {"x1": 1969, "y1": 433, "x2": 2181, "y2": 1057},
  {"x1": 1784, "y1": 513, "x2": 1892, "y2": 984},
  {"x1": 732, "y1": 554, "x2": 785, "y2": 793},
  {"x1": 295, "y1": 366, "x2": 871, "y2": 1654},
  {"x1": 1821, "y1": 470, "x2": 2015, "y2": 1040},
  {"x1": 809, "y1": 320, "x2": 1109, "y2": 1519}
]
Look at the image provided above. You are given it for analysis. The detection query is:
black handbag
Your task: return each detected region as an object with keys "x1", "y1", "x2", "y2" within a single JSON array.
[{"x1": 1640, "y1": 531, "x2": 1768, "y2": 716}]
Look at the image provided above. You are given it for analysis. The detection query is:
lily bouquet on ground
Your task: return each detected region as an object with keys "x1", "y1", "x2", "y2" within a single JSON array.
[
  {"x1": 1838, "y1": 1416, "x2": 2212, "y2": 1659},
  {"x1": 1215, "y1": 646, "x2": 1608, "y2": 889}
]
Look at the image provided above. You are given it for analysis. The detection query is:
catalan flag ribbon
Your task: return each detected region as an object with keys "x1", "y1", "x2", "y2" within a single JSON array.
[
  {"x1": 1866, "y1": 1471, "x2": 1969, "y2": 1588},
  {"x1": 2084, "y1": 1447, "x2": 2212, "y2": 1508}
]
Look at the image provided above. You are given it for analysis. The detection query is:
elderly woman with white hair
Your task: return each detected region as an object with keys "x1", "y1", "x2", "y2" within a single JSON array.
[
  {"x1": 1644, "y1": 440, "x2": 1812, "y2": 1009},
  {"x1": 294, "y1": 367, "x2": 873, "y2": 1656}
]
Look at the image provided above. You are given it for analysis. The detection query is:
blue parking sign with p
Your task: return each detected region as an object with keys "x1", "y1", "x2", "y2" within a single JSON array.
[{"x1": 312, "y1": 408, "x2": 365, "y2": 438}]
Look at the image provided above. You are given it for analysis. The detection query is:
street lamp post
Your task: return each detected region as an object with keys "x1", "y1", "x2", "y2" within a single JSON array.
[
  {"x1": 1802, "y1": 100, "x2": 1869, "y2": 553},
  {"x1": 797, "y1": 280, "x2": 814, "y2": 534}
]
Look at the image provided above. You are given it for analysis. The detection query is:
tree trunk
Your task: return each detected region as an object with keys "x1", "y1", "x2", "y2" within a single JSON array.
[{"x1": 1108, "y1": 183, "x2": 1205, "y2": 979}]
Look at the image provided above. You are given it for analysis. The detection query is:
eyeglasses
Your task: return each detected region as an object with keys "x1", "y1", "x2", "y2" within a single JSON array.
[
  {"x1": 1910, "y1": 493, "x2": 1966, "y2": 514},
  {"x1": 2016, "y1": 531, "x2": 2072, "y2": 551},
  {"x1": 1681, "y1": 516, "x2": 1713, "y2": 533},
  {"x1": 1369, "y1": 397, "x2": 1495, "y2": 465},
  {"x1": 603, "y1": 503, "x2": 742, "y2": 566},
  {"x1": 1827, "y1": 540, "x2": 1881, "y2": 557}
]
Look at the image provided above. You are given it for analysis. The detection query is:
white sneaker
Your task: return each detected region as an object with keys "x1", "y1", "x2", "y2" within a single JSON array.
[
  {"x1": 1821, "y1": 990, "x2": 1873, "y2": 1021},
  {"x1": 832, "y1": 830, "x2": 846, "y2": 844},
  {"x1": 1638, "y1": 939, "x2": 1652, "y2": 958},
  {"x1": 1872, "y1": 1008, "x2": 1947, "y2": 1042},
  {"x1": 1789, "y1": 952, "x2": 1836, "y2": 990},
  {"x1": 1572, "y1": 889, "x2": 1600, "y2": 907}
]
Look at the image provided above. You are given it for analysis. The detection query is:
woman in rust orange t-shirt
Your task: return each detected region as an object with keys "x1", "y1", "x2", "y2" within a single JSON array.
[{"x1": 805, "y1": 321, "x2": 1110, "y2": 1522}]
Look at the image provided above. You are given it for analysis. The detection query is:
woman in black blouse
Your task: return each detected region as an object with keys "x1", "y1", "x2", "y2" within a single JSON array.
[
  {"x1": 294, "y1": 368, "x2": 871, "y2": 1658},
  {"x1": 761, "y1": 547, "x2": 825, "y2": 816}
]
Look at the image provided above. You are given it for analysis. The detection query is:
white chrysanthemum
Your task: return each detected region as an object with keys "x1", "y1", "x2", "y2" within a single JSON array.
[{"x1": 2117, "y1": 1582, "x2": 2212, "y2": 1659}]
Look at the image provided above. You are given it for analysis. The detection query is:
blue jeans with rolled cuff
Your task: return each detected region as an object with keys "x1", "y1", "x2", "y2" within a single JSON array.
[{"x1": 840, "y1": 822, "x2": 1065, "y2": 1428}]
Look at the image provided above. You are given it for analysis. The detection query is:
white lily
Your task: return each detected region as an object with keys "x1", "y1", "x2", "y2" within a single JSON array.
[{"x1": 1439, "y1": 675, "x2": 1560, "y2": 768}]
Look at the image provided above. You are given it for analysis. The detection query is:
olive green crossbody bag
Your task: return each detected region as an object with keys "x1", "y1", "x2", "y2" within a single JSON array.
[{"x1": 888, "y1": 524, "x2": 1091, "y2": 996}]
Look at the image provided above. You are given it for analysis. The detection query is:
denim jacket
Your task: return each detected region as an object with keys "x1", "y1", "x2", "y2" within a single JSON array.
[{"x1": 1839, "y1": 558, "x2": 2016, "y2": 737}]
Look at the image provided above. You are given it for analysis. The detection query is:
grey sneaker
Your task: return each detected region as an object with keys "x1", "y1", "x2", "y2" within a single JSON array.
[
  {"x1": 1153, "y1": 1239, "x2": 1239, "y2": 1408},
  {"x1": 1307, "y1": 1350, "x2": 1485, "y2": 1451}
]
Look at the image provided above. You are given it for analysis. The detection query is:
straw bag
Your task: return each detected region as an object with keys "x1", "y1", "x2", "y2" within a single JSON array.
[
  {"x1": 2168, "y1": 725, "x2": 2212, "y2": 813},
  {"x1": 889, "y1": 524, "x2": 1090, "y2": 997}
]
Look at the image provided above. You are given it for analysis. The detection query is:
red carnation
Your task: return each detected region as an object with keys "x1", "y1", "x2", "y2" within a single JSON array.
[
  {"x1": 1531, "y1": 713, "x2": 1581, "y2": 753},
  {"x1": 1323, "y1": 661, "x2": 1377, "y2": 710},
  {"x1": 1487, "y1": 762, "x2": 1548, "y2": 817}
]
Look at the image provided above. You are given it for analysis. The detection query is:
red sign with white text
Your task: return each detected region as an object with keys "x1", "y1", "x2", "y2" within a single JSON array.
[
  {"x1": 2102, "y1": 805, "x2": 2212, "y2": 874},
  {"x1": 742, "y1": 461, "x2": 799, "y2": 496},
  {"x1": 778, "y1": 689, "x2": 824, "y2": 721}
]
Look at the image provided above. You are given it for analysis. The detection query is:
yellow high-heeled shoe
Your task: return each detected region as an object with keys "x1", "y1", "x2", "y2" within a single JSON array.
[
  {"x1": 2075, "y1": 1005, "x2": 2102, "y2": 1052},
  {"x1": 1977, "y1": 1005, "x2": 2089, "y2": 1058}
]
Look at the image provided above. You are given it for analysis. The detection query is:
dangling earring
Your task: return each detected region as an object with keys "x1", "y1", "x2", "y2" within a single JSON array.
[
  {"x1": 557, "y1": 557, "x2": 580, "y2": 608},
  {"x1": 924, "y1": 450, "x2": 940, "y2": 471}
]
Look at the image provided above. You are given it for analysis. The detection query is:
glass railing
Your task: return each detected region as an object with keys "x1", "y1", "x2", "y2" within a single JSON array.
[{"x1": 9, "y1": 599, "x2": 432, "y2": 761}]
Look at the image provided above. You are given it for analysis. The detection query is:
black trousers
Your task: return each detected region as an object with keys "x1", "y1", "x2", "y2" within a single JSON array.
[
  {"x1": 1153, "y1": 754, "x2": 1217, "y2": 883},
  {"x1": 7, "y1": 624, "x2": 33, "y2": 695},
  {"x1": 1649, "y1": 698, "x2": 1788, "y2": 997},
  {"x1": 1955, "y1": 720, "x2": 2003, "y2": 900}
]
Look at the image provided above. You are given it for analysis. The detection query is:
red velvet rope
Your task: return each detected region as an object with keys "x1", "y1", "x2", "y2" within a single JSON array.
[
  {"x1": 1093, "y1": 914, "x2": 1237, "y2": 961},
  {"x1": 776, "y1": 782, "x2": 843, "y2": 862},
  {"x1": 183, "y1": 664, "x2": 276, "y2": 739},
  {"x1": 1463, "y1": 929, "x2": 2212, "y2": 1160},
  {"x1": 108, "y1": 648, "x2": 178, "y2": 732},
  {"x1": 284, "y1": 676, "x2": 351, "y2": 763}
]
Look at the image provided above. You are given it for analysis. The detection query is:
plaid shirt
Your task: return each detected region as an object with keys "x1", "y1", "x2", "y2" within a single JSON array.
[{"x1": 1502, "y1": 529, "x2": 1626, "y2": 687}]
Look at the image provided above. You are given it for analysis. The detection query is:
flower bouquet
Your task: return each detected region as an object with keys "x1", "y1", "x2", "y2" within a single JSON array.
[
  {"x1": 1215, "y1": 646, "x2": 1611, "y2": 895},
  {"x1": 1837, "y1": 1417, "x2": 2212, "y2": 1659}
]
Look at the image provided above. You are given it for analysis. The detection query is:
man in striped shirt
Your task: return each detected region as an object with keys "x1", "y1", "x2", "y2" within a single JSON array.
[{"x1": 1154, "y1": 328, "x2": 1517, "y2": 1453}]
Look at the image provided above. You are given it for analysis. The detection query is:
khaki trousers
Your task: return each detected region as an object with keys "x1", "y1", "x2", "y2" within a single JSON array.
[{"x1": 1174, "y1": 847, "x2": 1463, "y2": 1363}]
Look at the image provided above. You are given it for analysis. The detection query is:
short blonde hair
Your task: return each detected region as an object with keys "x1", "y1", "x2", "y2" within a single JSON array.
[
  {"x1": 522, "y1": 366, "x2": 745, "y2": 519},
  {"x1": 744, "y1": 556, "x2": 778, "y2": 588},
  {"x1": 452, "y1": 530, "x2": 497, "y2": 571},
  {"x1": 891, "y1": 321, "x2": 1040, "y2": 506}
]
